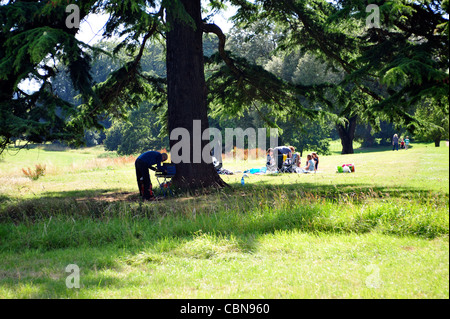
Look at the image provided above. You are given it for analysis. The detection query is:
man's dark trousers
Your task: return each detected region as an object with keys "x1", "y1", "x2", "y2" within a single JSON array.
[
  {"x1": 393, "y1": 143, "x2": 399, "y2": 151},
  {"x1": 135, "y1": 158, "x2": 153, "y2": 199}
]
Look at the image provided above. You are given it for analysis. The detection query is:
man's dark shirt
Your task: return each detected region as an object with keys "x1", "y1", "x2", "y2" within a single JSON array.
[
  {"x1": 273, "y1": 146, "x2": 291, "y2": 155},
  {"x1": 137, "y1": 151, "x2": 163, "y2": 170}
]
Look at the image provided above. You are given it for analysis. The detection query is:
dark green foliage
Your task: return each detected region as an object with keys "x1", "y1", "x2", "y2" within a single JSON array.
[
  {"x1": 0, "y1": 1, "x2": 99, "y2": 151},
  {"x1": 355, "y1": 121, "x2": 397, "y2": 148},
  {"x1": 205, "y1": 49, "x2": 334, "y2": 132},
  {"x1": 0, "y1": 0, "x2": 166, "y2": 154},
  {"x1": 414, "y1": 96, "x2": 449, "y2": 146},
  {"x1": 104, "y1": 102, "x2": 168, "y2": 155},
  {"x1": 1, "y1": 0, "x2": 448, "y2": 162},
  {"x1": 233, "y1": 0, "x2": 449, "y2": 130},
  {"x1": 279, "y1": 115, "x2": 333, "y2": 156}
]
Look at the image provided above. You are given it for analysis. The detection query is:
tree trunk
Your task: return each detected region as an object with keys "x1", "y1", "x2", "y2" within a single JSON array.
[
  {"x1": 434, "y1": 139, "x2": 441, "y2": 147},
  {"x1": 337, "y1": 115, "x2": 357, "y2": 154},
  {"x1": 166, "y1": 0, "x2": 225, "y2": 189}
]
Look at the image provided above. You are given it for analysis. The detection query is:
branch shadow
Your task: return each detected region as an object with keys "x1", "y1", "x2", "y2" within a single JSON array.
[{"x1": 0, "y1": 176, "x2": 447, "y2": 297}]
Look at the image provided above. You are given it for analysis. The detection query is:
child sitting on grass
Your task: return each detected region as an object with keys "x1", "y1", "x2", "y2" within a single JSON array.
[
  {"x1": 311, "y1": 152, "x2": 319, "y2": 170},
  {"x1": 266, "y1": 148, "x2": 274, "y2": 166},
  {"x1": 301, "y1": 154, "x2": 316, "y2": 173}
]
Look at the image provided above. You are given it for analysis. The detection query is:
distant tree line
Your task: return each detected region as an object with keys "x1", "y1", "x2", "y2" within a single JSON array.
[
  {"x1": 50, "y1": 21, "x2": 448, "y2": 155},
  {"x1": 2, "y1": 1, "x2": 447, "y2": 189}
]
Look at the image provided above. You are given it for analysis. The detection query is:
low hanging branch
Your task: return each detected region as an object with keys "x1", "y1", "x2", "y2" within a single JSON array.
[
  {"x1": 84, "y1": 23, "x2": 160, "y2": 119},
  {"x1": 202, "y1": 22, "x2": 335, "y2": 122},
  {"x1": 202, "y1": 22, "x2": 244, "y2": 78},
  {"x1": 202, "y1": 23, "x2": 295, "y2": 107}
]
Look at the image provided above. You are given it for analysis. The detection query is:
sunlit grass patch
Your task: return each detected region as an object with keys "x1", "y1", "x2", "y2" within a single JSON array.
[{"x1": 0, "y1": 141, "x2": 448, "y2": 298}]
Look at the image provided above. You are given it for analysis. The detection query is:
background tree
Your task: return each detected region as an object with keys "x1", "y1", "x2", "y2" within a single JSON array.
[
  {"x1": 414, "y1": 96, "x2": 449, "y2": 147},
  {"x1": 279, "y1": 116, "x2": 332, "y2": 157},
  {"x1": 0, "y1": 1, "x2": 98, "y2": 151},
  {"x1": 51, "y1": 39, "x2": 167, "y2": 147},
  {"x1": 2, "y1": 0, "x2": 448, "y2": 190},
  {"x1": 233, "y1": 0, "x2": 449, "y2": 152},
  {"x1": 214, "y1": 20, "x2": 334, "y2": 154},
  {"x1": 104, "y1": 102, "x2": 168, "y2": 154},
  {"x1": 0, "y1": 1, "x2": 228, "y2": 189},
  {"x1": 265, "y1": 49, "x2": 372, "y2": 154}
]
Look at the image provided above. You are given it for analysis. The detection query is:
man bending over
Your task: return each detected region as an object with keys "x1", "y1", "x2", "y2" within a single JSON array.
[{"x1": 135, "y1": 151, "x2": 168, "y2": 200}]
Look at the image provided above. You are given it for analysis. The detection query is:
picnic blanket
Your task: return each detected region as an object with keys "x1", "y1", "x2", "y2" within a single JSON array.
[
  {"x1": 243, "y1": 167, "x2": 267, "y2": 175},
  {"x1": 244, "y1": 167, "x2": 312, "y2": 174}
]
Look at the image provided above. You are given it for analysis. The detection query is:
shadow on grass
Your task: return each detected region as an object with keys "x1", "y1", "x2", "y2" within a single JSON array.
[
  {"x1": 0, "y1": 178, "x2": 448, "y2": 297},
  {"x1": 0, "y1": 194, "x2": 9, "y2": 204},
  {"x1": 329, "y1": 144, "x2": 414, "y2": 155},
  {"x1": 0, "y1": 188, "x2": 138, "y2": 222},
  {"x1": 0, "y1": 178, "x2": 446, "y2": 223},
  {"x1": 226, "y1": 180, "x2": 446, "y2": 203},
  {"x1": 0, "y1": 180, "x2": 446, "y2": 253}
]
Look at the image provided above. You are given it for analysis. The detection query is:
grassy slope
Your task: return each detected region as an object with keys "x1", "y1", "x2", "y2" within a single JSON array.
[{"x1": 0, "y1": 142, "x2": 448, "y2": 298}]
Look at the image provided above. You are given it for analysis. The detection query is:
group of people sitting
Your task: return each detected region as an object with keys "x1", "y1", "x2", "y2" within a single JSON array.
[
  {"x1": 266, "y1": 146, "x2": 319, "y2": 173},
  {"x1": 134, "y1": 146, "x2": 321, "y2": 201}
]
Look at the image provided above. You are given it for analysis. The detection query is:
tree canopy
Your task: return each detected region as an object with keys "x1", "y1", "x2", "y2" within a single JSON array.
[
  {"x1": 1, "y1": 0, "x2": 448, "y2": 186},
  {"x1": 230, "y1": 0, "x2": 448, "y2": 150}
]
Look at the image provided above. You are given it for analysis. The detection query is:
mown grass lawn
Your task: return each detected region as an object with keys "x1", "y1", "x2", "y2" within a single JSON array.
[{"x1": 0, "y1": 142, "x2": 448, "y2": 298}]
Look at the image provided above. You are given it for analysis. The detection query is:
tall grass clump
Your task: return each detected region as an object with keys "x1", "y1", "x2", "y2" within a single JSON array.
[
  {"x1": 21, "y1": 164, "x2": 46, "y2": 180},
  {"x1": 0, "y1": 187, "x2": 447, "y2": 253}
]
